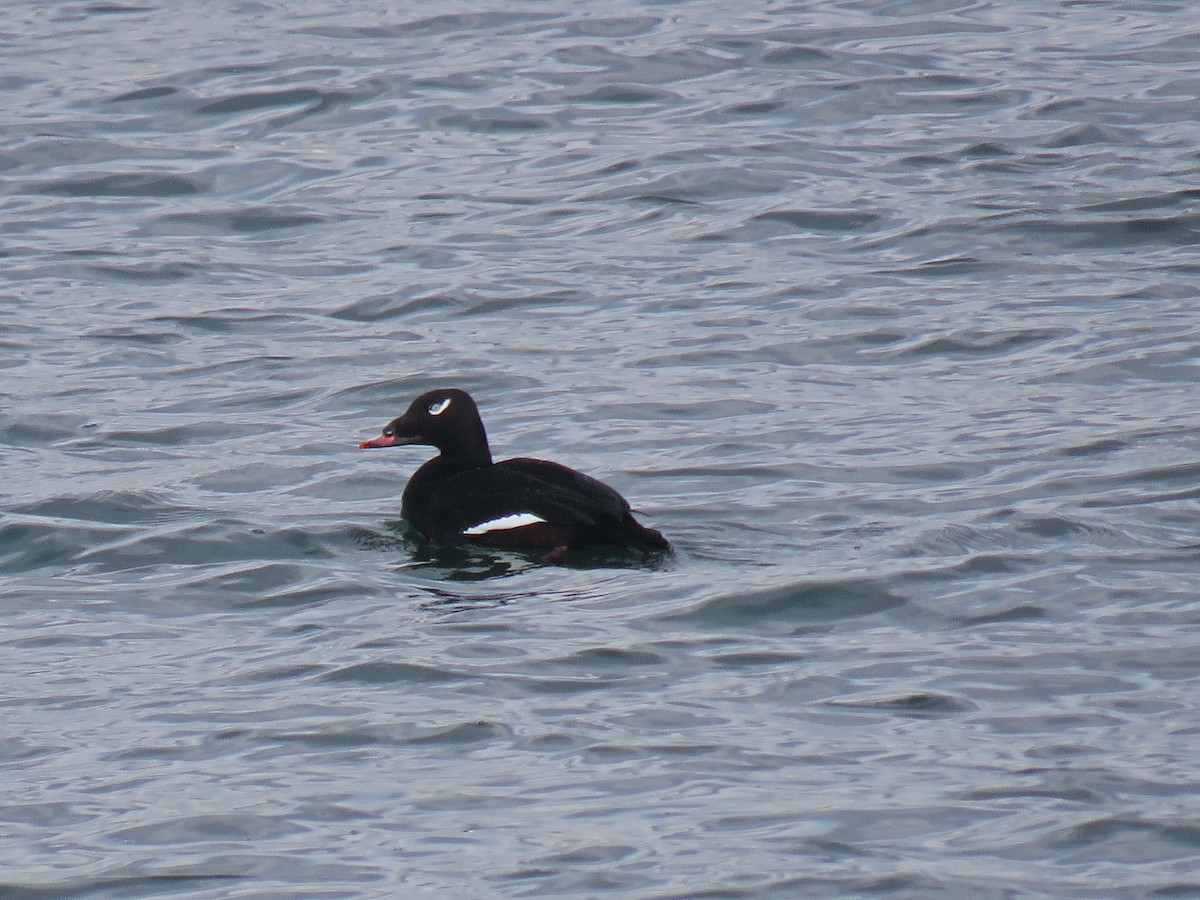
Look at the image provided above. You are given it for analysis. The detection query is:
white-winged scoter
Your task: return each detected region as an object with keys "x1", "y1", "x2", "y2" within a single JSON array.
[{"x1": 360, "y1": 388, "x2": 670, "y2": 558}]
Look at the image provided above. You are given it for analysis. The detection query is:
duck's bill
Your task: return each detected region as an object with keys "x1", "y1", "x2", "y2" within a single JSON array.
[
  {"x1": 359, "y1": 433, "x2": 399, "y2": 449},
  {"x1": 359, "y1": 432, "x2": 425, "y2": 449}
]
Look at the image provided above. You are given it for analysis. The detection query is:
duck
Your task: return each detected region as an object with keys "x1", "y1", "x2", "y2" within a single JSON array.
[{"x1": 359, "y1": 388, "x2": 670, "y2": 559}]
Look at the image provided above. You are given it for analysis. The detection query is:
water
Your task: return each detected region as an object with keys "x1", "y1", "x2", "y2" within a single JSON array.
[{"x1": 4, "y1": 1, "x2": 1200, "y2": 896}]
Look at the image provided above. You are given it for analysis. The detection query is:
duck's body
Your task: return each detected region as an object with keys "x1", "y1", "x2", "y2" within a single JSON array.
[{"x1": 360, "y1": 389, "x2": 669, "y2": 557}]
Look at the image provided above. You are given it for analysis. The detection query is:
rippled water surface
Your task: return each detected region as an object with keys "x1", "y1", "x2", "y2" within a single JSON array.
[{"x1": 5, "y1": 1, "x2": 1200, "y2": 896}]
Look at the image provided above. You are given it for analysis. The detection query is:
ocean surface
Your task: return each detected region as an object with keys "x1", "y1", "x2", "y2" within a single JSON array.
[{"x1": 4, "y1": 1, "x2": 1200, "y2": 896}]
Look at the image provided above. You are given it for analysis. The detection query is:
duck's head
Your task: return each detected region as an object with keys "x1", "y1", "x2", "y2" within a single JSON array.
[{"x1": 359, "y1": 388, "x2": 491, "y2": 463}]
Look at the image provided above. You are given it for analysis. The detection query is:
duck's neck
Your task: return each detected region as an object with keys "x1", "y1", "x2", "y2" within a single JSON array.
[{"x1": 444, "y1": 414, "x2": 493, "y2": 469}]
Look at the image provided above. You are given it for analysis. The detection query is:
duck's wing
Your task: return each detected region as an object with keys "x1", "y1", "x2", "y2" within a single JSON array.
[
  {"x1": 426, "y1": 459, "x2": 625, "y2": 539},
  {"x1": 495, "y1": 458, "x2": 670, "y2": 552}
]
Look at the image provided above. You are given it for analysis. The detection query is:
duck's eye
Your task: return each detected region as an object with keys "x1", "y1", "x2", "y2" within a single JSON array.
[{"x1": 427, "y1": 398, "x2": 452, "y2": 416}]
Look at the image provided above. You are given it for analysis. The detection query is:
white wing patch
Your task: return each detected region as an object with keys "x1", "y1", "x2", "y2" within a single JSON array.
[{"x1": 462, "y1": 513, "x2": 548, "y2": 535}]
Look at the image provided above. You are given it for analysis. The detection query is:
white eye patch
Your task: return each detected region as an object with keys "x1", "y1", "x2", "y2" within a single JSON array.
[
  {"x1": 427, "y1": 398, "x2": 452, "y2": 416},
  {"x1": 462, "y1": 513, "x2": 547, "y2": 535}
]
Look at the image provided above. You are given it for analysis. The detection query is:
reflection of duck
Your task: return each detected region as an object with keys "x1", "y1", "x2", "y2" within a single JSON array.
[{"x1": 360, "y1": 389, "x2": 670, "y2": 561}]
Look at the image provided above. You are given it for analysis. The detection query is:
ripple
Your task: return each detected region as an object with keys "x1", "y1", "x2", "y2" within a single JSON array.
[
  {"x1": 552, "y1": 43, "x2": 737, "y2": 84},
  {"x1": 427, "y1": 107, "x2": 553, "y2": 134},
  {"x1": 885, "y1": 326, "x2": 1075, "y2": 360},
  {"x1": 195, "y1": 86, "x2": 362, "y2": 118},
  {"x1": 826, "y1": 692, "x2": 976, "y2": 717},
  {"x1": 108, "y1": 84, "x2": 182, "y2": 103},
  {"x1": 562, "y1": 84, "x2": 676, "y2": 106},
  {"x1": 1026, "y1": 816, "x2": 1200, "y2": 862},
  {"x1": 750, "y1": 209, "x2": 881, "y2": 233},
  {"x1": 657, "y1": 577, "x2": 905, "y2": 631},
  {"x1": 320, "y1": 661, "x2": 469, "y2": 685},
  {"x1": 11, "y1": 490, "x2": 192, "y2": 526},
  {"x1": 0, "y1": 874, "x2": 245, "y2": 899},
  {"x1": 0, "y1": 519, "x2": 126, "y2": 573},
  {"x1": 1000, "y1": 212, "x2": 1200, "y2": 249},
  {"x1": 406, "y1": 720, "x2": 514, "y2": 746},
  {"x1": 152, "y1": 206, "x2": 327, "y2": 234},
  {"x1": 1081, "y1": 187, "x2": 1200, "y2": 214},
  {"x1": 759, "y1": 45, "x2": 832, "y2": 66},
  {"x1": 111, "y1": 813, "x2": 298, "y2": 845},
  {"x1": 83, "y1": 261, "x2": 206, "y2": 283},
  {"x1": 34, "y1": 172, "x2": 199, "y2": 197}
]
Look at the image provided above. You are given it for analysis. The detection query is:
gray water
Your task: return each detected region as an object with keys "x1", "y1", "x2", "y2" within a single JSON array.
[{"x1": 4, "y1": 1, "x2": 1200, "y2": 896}]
